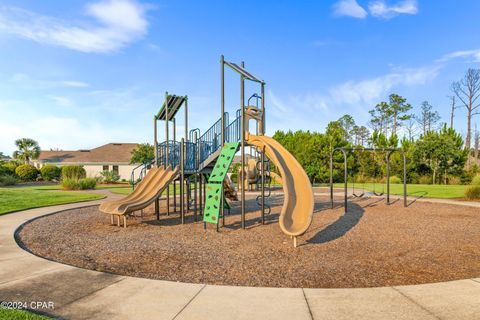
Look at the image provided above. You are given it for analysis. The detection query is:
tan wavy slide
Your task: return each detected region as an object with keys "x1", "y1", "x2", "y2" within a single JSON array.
[
  {"x1": 100, "y1": 165, "x2": 179, "y2": 227},
  {"x1": 246, "y1": 134, "x2": 314, "y2": 245}
]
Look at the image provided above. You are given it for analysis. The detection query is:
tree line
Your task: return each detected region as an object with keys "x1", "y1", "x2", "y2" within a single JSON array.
[{"x1": 273, "y1": 68, "x2": 480, "y2": 185}]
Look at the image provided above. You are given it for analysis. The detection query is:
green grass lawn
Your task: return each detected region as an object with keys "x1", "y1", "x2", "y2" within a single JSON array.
[
  {"x1": 108, "y1": 184, "x2": 183, "y2": 195},
  {"x1": 320, "y1": 183, "x2": 466, "y2": 199},
  {"x1": 0, "y1": 307, "x2": 51, "y2": 319},
  {"x1": 0, "y1": 186, "x2": 104, "y2": 215}
]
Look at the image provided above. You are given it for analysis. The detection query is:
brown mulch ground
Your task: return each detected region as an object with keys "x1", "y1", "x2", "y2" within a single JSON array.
[{"x1": 17, "y1": 195, "x2": 480, "y2": 288}]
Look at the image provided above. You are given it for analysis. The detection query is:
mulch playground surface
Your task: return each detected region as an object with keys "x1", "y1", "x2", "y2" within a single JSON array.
[{"x1": 17, "y1": 194, "x2": 480, "y2": 288}]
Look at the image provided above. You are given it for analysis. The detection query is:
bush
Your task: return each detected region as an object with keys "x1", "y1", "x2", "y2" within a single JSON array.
[
  {"x1": 448, "y1": 176, "x2": 462, "y2": 185},
  {"x1": 100, "y1": 170, "x2": 120, "y2": 183},
  {"x1": 40, "y1": 165, "x2": 61, "y2": 181},
  {"x1": 15, "y1": 164, "x2": 39, "y2": 181},
  {"x1": 61, "y1": 177, "x2": 97, "y2": 190},
  {"x1": 418, "y1": 175, "x2": 432, "y2": 185},
  {"x1": 78, "y1": 178, "x2": 97, "y2": 190},
  {"x1": 61, "y1": 178, "x2": 80, "y2": 190},
  {"x1": 471, "y1": 175, "x2": 480, "y2": 186},
  {"x1": 0, "y1": 174, "x2": 17, "y2": 186},
  {"x1": 1, "y1": 161, "x2": 19, "y2": 175},
  {"x1": 61, "y1": 165, "x2": 86, "y2": 180},
  {"x1": 389, "y1": 175, "x2": 401, "y2": 184},
  {"x1": 464, "y1": 185, "x2": 480, "y2": 200}
]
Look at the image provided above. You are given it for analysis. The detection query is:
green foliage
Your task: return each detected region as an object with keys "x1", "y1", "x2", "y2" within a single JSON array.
[
  {"x1": 61, "y1": 178, "x2": 80, "y2": 190},
  {"x1": 100, "y1": 170, "x2": 120, "y2": 183},
  {"x1": 0, "y1": 174, "x2": 17, "y2": 186},
  {"x1": 61, "y1": 165, "x2": 86, "y2": 180},
  {"x1": 418, "y1": 175, "x2": 432, "y2": 184},
  {"x1": 79, "y1": 178, "x2": 97, "y2": 190},
  {"x1": 471, "y1": 175, "x2": 480, "y2": 186},
  {"x1": 61, "y1": 178, "x2": 95, "y2": 190},
  {"x1": 13, "y1": 138, "x2": 41, "y2": 163},
  {"x1": 412, "y1": 125, "x2": 467, "y2": 184},
  {"x1": 15, "y1": 164, "x2": 39, "y2": 181},
  {"x1": 40, "y1": 164, "x2": 61, "y2": 181},
  {"x1": 389, "y1": 175, "x2": 401, "y2": 184},
  {"x1": 1, "y1": 161, "x2": 20, "y2": 175},
  {"x1": 464, "y1": 185, "x2": 480, "y2": 200},
  {"x1": 130, "y1": 143, "x2": 154, "y2": 164}
]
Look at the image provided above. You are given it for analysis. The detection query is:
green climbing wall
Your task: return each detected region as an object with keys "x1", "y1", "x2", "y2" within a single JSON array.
[{"x1": 203, "y1": 142, "x2": 240, "y2": 224}]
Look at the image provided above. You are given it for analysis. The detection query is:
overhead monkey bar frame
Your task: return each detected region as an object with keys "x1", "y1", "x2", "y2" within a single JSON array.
[
  {"x1": 221, "y1": 55, "x2": 266, "y2": 229},
  {"x1": 329, "y1": 147, "x2": 407, "y2": 213}
]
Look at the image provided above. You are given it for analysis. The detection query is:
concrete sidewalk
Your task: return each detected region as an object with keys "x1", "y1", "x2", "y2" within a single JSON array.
[{"x1": 1, "y1": 197, "x2": 479, "y2": 319}]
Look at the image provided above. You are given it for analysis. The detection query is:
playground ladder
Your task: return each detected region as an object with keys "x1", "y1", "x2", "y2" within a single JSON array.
[{"x1": 203, "y1": 142, "x2": 240, "y2": 225}]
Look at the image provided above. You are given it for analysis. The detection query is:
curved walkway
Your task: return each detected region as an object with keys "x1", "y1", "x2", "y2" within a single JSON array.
[{"x1": 1, "y1": 194, "x2": 479, "y2": 319}]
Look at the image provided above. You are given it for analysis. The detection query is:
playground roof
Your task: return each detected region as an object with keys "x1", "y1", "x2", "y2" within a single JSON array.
[
  {"x1": 224, "y1": 61, "x2": 262, "y2": 83},
  {"x1": 156, "y1": 94, "x2": 186, "y2": 121}
]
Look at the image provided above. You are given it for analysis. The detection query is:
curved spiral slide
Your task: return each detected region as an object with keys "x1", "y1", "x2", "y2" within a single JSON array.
[
  {"x1": 246, "y1": 134, "x2": 314, "y2": 239},
  {"x1": 100, "y1": 166, "x2": 179, "y2": 219}
]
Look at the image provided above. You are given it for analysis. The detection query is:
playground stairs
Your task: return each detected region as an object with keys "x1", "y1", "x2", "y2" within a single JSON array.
[{"x1": 203, "y1": 142, "x2": 240, "y2": 225}]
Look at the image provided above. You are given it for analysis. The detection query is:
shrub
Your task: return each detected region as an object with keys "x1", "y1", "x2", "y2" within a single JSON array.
[
  {"x1": 61, "y1": 165, "x2": 86, "y2": 180},
  {"x1": 418, "y1": 175, "x2": 432, "y2": 185},
  {"x1": 448, "y1": 176, "x2": 462, "y2": 185},
  {"x1": 464, "y1": 185, "x2": 480, "y2": 200},
  {"x1": 100, "y1": 170, "x2": 120, "y2": 183},
  {"x1": 78, "y1": 178, "x2": 97, "y2": 190},
  {"x1": 15, "y1": 164, "x2": 39, "y2": 181},
  {"x1": 389, "y1": 175, "x2": 401, "y2": 184},
  {"x1": 1, "y1": 161, "x2": 19, "y2": 175},
  {"x1": 61, "y1": 178, "x2": 80, "y2": 190},
  {"x1": 471, "y1": 175, "x2": 480, "y2": 186},
  {"x1": 0, "y1": 174, "x2": 17, "y2": 186},
  {"x1": 40, "y1": 165, "x2": 61, "y2": 181}
]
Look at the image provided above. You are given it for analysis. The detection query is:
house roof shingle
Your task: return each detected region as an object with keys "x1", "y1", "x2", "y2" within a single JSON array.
[{"x1": 37, "y1": 143, "x2": 138, "y2": 164}]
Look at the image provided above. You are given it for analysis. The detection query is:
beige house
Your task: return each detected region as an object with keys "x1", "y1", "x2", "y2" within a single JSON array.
[{"x1": 33, "y1": 143, "x2": 140, "y2": 181}]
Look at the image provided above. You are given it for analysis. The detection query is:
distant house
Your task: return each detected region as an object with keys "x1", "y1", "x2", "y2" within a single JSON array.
[
  {"x1": 0, "y1": 154, "x2": 11, "y2": 161},
  {"x1": 33, "y1": 143, "x2": 140, "y2": 180}
]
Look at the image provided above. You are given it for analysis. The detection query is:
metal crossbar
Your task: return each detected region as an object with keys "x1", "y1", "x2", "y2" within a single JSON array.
[{"x1": 224, "y1": 61, "x2": 262, "y2": 83}]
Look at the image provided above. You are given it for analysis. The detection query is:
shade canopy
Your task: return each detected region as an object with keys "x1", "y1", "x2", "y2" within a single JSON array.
[{"x1": 155, "y1": 95, "x2": 187, "y2": 121}]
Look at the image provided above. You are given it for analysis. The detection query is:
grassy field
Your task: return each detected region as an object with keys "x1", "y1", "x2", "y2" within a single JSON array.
[
  {"x1": 0, "y1": 186, "x2": 104, "y2": 215},
  {"x1": 0, "y1": 307, "x2": 51, "y2": 319},
  {"x1": 109, "y1": 184, "x2": 182, "y2": 195},
  {"x1": 320, "y1": 183, "x2": 466, "y2": 199}
]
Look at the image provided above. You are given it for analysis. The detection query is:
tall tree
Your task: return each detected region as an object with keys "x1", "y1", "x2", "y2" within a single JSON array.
[
  {"x1": 415, "y1": 101, "x2": 441, "y2": 135},
  {"x1": 368, "y1": 101, "x2": 391, "y2": 136},
  {"x1": 13, "y1": 138, "x2": 40, "y2": 164},
  {"x1": 474, "y1": 127, "x2": 479, "y2": 160},
  {"x1": 451, "y1": 68, "x2": 480, "y2": 149},
  {"x1": 389, "y1": 93, "x2": 412, "y2": 135},
  {"x1": 130, "y1": 143, "x2": 154, "y2": 164},
  {"x1": 405, "y1": 118, "x2": 418, "y2": 141},
  {"x1": 448, "y1": 95, "x2": 457, "y2": 129},
  {"x1": 337, "y1": 114, "x2": 355, "y2": 142}
]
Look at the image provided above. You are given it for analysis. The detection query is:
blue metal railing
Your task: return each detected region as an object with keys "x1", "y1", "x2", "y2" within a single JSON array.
[
  {"x1": 225, "y1": 109, "x2": 241, "y2": 143},
  {"x1": 130, "y1": 160, "x2": 154, "y2": 190},
  {"x1": 198, "y1": 112, "x2": 229, "y2": 164}
]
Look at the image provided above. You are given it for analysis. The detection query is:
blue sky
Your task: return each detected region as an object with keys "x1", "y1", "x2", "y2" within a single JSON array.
[{"x1": 1, "y1": 0, "x2": 480, "y2": 154}]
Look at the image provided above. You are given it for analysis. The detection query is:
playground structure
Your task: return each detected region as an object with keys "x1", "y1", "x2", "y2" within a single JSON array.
[
  {"x1": 100, "y1": 55, "x2": 315, "y2": 246},
  {"x1": 329, "y1": 147, "x2": 407, "y2": 213}
]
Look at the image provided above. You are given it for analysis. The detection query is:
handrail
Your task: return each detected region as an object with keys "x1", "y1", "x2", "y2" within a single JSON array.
[
  {"x1": 198, "y1": 112, "x2": 229, "y2": 164},
  {"x1": 130, "y1": 159, "x2": 154, "y2": 190}
]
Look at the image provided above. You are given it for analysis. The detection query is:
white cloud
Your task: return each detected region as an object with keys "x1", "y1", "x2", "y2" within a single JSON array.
[
  {"x1": 329, "y1": 65, "x2": 440, "y2": 105},
  {"x1": 332, "y1": 0, "x2": 368, "y2": 19},
  {"x1": 437, "y1": 49, "x2": 480, "y2": 63},
  {"x1": 49, "y1": 96, "x2": 73, "y2": 107},
  {"x1": 60, "y1": 81, "x2": 90, "y2": 88},
  {"x1": 7, "y1": 73, "x2": 89, "y2": 89},
  {"x1": 368, "y1": 0, "x2": 418, "y2": 19},
  {"x1": 0, "y1": 0, "x2": 148, "y2": 53}
]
